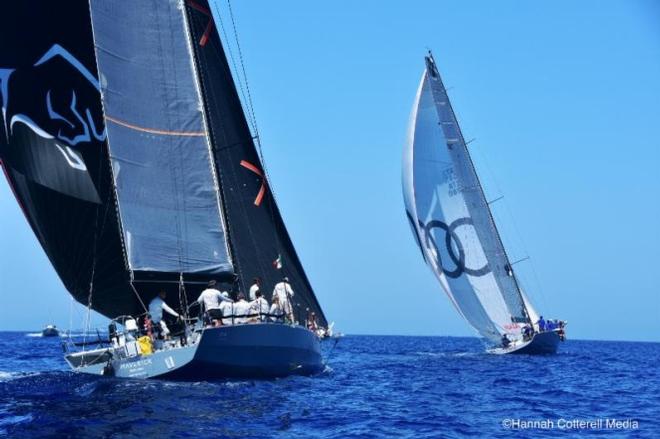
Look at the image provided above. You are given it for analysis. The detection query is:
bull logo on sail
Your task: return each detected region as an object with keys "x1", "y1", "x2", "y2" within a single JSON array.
[
  {"x1": 0, "y1": 44, "x2": 106, "y2": 162},
  {"x1": 0, "y1": 44, "x2": 105, "y2": 203},
  {"x1": 420, "y1": 217, "x2": 491, "y2": 279}
]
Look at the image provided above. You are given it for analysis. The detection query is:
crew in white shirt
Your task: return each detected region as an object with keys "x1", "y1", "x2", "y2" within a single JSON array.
[
  {"x1": 273, "y1": 276, "x2": 295, "y2": 323},
  {"x1": 197, "y1": 280, "x2": 231, "y2": 326},
  {"x1": 269, "y1": 295, "x2": 285, "y2": 322},
  {"x1": 232, "y1": 293, "x2": 251, "y2": 324},
  {"x1": 248, "y1": 277, "x2": 261, "y2": 301},
  {"x1": 249, "y1": 290, "x2": 269, "y2": 322},
  {"x1": 219, "y1": 292, "x2": 234, "y2": 326},
  {"x1": 148, "y1": 290, "x2": 179, "y2": 338}
]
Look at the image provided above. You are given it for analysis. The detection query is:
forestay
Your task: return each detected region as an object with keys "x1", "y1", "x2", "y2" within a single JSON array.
[
  {"x1": 89, "y1": 0, "x2": 233, "y2": 275},
  {"x1": 403, "y1": 55, "x2": 528, "y2": 343}
]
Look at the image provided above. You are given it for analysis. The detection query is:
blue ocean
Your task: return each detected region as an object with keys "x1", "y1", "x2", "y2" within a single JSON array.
[{"x1": 0, "y1": 333, "x2": 658, "y2": 438}]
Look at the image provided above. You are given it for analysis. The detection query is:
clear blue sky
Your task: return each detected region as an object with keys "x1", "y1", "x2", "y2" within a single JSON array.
[{"x1": 1, "y1": 0, "x2": 658, "y2": 341}]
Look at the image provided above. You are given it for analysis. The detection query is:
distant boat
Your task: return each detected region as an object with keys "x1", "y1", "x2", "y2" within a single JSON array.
[
  {"x1": 1, "y1": 0, "x2": 329, "y2": 378},
  {"x1": 41, "y1": 325, "x2": 59, "y2": 337},
  {"x1": 402, "y1": 52, "x2": 565, "y2": 354}
]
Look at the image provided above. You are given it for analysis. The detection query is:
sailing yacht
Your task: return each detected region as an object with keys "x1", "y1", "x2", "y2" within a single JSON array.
[
  {"x1": 402, "y1": 53, "x2": 565, "y2": 354},
  {"x1": 0, "y1": 0, "x2": 329, "y2": 378}
]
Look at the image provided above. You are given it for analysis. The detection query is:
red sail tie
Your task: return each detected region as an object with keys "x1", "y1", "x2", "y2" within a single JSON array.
[
  {"x1": 186, "y1": 0, "x2": 215, "y2": 47},
  {"x1": 240, "y1": 160, "x2": 267, "y2": 206}
]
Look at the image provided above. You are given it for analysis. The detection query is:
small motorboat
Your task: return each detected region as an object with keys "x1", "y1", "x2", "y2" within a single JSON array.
[{"x1": 41, "y1": 325, "x2": 60, "y2": 337}]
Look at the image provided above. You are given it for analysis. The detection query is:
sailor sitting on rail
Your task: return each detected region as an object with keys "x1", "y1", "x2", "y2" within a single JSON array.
[
  {"x1": 273, "y1": 276, "x2": 295, "y2": 323},
  {"x1": 197, "y1": 280, "x2": 232, "y2": 327},
  {"x1": 233, "y1": 293, "x2": 251, "y2": 324},
  {"x1": 148, "y1": 290, "x2": 179, "y2": 339},
  {"x1": 248, "y1": 290, "x2": 269, "y2": 322}
]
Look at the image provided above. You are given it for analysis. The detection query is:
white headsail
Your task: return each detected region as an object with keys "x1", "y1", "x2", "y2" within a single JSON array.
[{"x1": 402, "y1": 54, "x2": 530, "y2": 343}]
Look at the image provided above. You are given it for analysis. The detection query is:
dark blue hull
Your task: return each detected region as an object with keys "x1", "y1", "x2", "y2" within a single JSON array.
[
  {"x1": 163, "y1": 323, "x2": 323, "y2": 380},
  {"x1": 510, "y1": 331, "x2": 560, "y2": 355},
  {"x1": 489, "y1": 330, "x2": 561, "y2": 355},
  {"x1": 41, "y1": 328, "x2": 59, "y2": 337}
]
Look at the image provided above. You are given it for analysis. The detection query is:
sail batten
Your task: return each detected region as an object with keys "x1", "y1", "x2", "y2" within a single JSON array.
[{"x1": 403, "y1": 54, "x2": 530, "y2": 342}]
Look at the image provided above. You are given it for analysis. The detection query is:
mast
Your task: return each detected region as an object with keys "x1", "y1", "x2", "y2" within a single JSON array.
[{"x1": 425, "y1": 53, "x2": 530, "y2": 323}]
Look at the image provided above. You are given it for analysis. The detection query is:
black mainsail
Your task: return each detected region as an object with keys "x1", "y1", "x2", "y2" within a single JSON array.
[{"x1": 1, "y1": 0, "x2": 327, "y2": 327}]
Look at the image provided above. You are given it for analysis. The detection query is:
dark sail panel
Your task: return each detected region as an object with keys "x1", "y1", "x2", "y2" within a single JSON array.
[
  {"x1": 89, "y1": 0, "x2": 234, "y2": 276},
  {"x1": 184, "y1": 1, "x2": 327, "y2": 326},
  {"x1": 0, "y1": 0, "x2": 135, "y2": 318}
]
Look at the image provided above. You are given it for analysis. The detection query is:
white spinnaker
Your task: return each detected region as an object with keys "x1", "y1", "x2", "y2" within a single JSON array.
[{"x1": 403, "y1": 67, "x2": 526, "y2": 343}]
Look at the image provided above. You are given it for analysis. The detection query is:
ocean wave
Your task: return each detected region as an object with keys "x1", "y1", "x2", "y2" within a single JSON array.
[{"x1": 0, "y1": 371, "x2": 41, "y2": 382}]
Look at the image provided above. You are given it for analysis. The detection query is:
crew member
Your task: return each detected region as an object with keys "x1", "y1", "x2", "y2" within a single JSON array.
[
  {"x1": 249, "y1": 277, "x2": 261, "y2": 301},
  {"x1": 197, "y1": 280, "x2": 230, "y2": 327},
  {"x1": 233, "y1": 293, "x2": 251, "y2": 324},
  {"x1": 269, "y1": 295, "x2": 285, "y2": 322},
  {"x1": 537, "y1": 316, "x2": 546, "y2": 332},
  {"x1": 306, "y1": 310, "x2": 318, "y2": 331},
  {"x1": 148, "y1": 290, "x2": 179, "y2": 339},
  {"x1": 219, "y1": 292, "x2": 234, "y2": 325},
  {"x1": 501, "y1": 333, "x2": 511, "y2": 348},
  {"x1": 558, "y1": 321, "x2": 566, "y2": 341},
  {"x1": 248, "y1": 290, "x2": 269, "y2": 322},
  {"x1": 273, "y1": 276, "x2": 295, "y2": 323}
]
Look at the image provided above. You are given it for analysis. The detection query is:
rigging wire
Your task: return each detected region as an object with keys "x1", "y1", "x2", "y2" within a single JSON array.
[
  {"x1": 129, "y1": 272, "x2": 148, "y2": 314},
  {"x1": 210, "y1": 0, "x2": 275, "y2": 291},
  {"x1": 226, "y1": 0, "x2": 260, "y2": 144},
  {"x1": 208, "y1": 1, "x2": 322, "y2": 321},
  {"x1": 222, "y1": 0, "x2": 279, "y2": 207},
  {"x1": 222, "y1": 0, "x2": 285, "y2": 241},
  {"x1": 468, "y1": 139, "x2": 549, "y2": 312},
  {"x1": 213, "y1": 1, "x2": 288, "y2": 258},
  {"x1": 211, "y1": 1, "x2": 257, "y2": 137}
]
